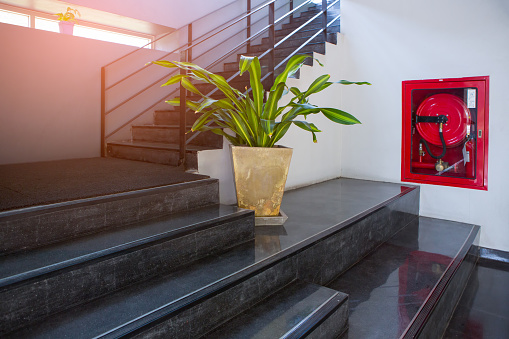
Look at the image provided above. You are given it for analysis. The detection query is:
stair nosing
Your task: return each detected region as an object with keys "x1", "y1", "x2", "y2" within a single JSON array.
[
  {"x1": 0, "y1": 205, "x2": 252, "y2": 289},
  {"x1": 0, "y1": 178, "x2": 216, "y2": 221}
]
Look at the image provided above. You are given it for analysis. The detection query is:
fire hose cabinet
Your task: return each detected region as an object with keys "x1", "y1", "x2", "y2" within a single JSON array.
[{"x1": 402, "y1": 76, "x2": 489, "y2": 190}]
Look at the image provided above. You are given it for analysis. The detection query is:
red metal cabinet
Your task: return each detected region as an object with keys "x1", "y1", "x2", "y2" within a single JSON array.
[{"x1": 401, "y1": 76, "x2": 489, "y2": 190}]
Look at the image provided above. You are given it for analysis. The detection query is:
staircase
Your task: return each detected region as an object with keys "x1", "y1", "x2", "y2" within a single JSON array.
[
  {"x1": 0, "y1": 175, "x2": 479, "y2": 338},
  {"x1": 105, "y1": 1, "x2": 341, "y2": 170}
]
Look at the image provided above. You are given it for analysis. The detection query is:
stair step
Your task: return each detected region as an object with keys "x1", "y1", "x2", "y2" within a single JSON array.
[
  {"x1": 203, "y1": 281, "x2": 348, "y2": 338},
  {"x1": 193, "y1": 76, "x2": 250, "y2": 94},
  {"x1": 0, "y1": 205, "x2": 254, "y2": 334},
  {"x1": 0, "y1": 159, "x2": 217, "y2": 254},
  {"x1": 241, "y1": 42, "x2": 326, "y2": 61},
  {"x1": 106, "y1": 140, "x2": 220, "y2": 169},
  {"x1": 132, "y1": 125, "x2": 222, "y2": 148},
  {"x1": 327, "y1": 217, "x2": 480, "y2": 338},
  {"x1": 249, "y1": 35, "x2": 335, "y2": 54}
]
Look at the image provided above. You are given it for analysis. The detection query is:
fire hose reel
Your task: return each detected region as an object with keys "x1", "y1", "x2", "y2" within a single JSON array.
[{"x1": 402, "y1": 77, "x2": 489, "y2": 190}]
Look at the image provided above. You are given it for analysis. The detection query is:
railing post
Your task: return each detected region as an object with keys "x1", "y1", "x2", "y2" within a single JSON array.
[
  {"x1": 101, "y1": 67, "x2": 106, "y2": 157},
  {"x1": 268, "y1": 1, "x2": 275, "y2": 86},
  {"x1": 322, "y1": 0, "x2": 328, "y2": 41},
  {"x1": 290, "y1": 0, "x2": 294, "y2": 21},
  {"x1": 247, "y1": 0, "x2": 251, "y2": 52},
  {"x1": 188, "y1": 23, "x2": 193, "y2": 62},
  {"x1": 179, "y1": 50, "x2": 187, "y2": 167}
]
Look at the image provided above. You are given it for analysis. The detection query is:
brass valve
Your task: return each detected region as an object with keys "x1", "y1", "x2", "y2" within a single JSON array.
[{"x1": 435, "y1": 159, "x2": 448, "y2": 172}]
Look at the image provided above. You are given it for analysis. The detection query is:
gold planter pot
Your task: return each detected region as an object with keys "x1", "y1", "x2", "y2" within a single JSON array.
[{"x1": 231, "y1": 145, "x2": 293, "y2": 217}]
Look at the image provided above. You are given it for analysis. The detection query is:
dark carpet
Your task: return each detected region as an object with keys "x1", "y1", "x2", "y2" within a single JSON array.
[{"x1": 0, "y1": 158, "x2": 208, "y2": 211}]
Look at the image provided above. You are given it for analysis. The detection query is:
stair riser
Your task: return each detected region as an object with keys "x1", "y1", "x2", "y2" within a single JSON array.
[
  {"x1": 194, "y1": 78, "x2": 250, "y2": 94},
  {"x1": 283, "y1": 19, "x2": 338, "y2": 31},
  {"x1": 224, "y1": 56, "x2": 313, "y2": 72},
  {"x1": 154, "y1": 111, "x2": 198, "y2": 125},
  {"x1": 0, "y1": 180, "x2": 218, "y2": 254},
  {"x1": 275, "y1": 24, "x2": 339, "y2": 38},
  {"x1": 259, "y1": 32, "x2": 337, "y2": 50},
  {"x1": 126, "y1": 188, "x2": 419, "y2": 337},
  {"x1": 240, "y1": 43, "x2": 326, "y2": 61},
  {"x1": 250, "y1": 36, "x2": 334, "y2": 54},
  {"x1": 131, "y1": 259, "x2": 298, "y2": 338},
  {"x1": 132, "y1": 127, "x2": 222, "y2": 148},
  {"x1": 0, "y1": 213, "x2": 254, "y2": 335},
  {"x1": 306, "y1": 303, "x2": 349, "y2": 339},
  {"x1": 288, "y1": 14, "x2": 338, "y2": 28},
  {"x1": 107, "y1": 144, "x2": 198, "y2": 169}
]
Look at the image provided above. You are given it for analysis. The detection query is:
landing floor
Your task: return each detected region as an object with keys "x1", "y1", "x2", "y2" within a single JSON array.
[
  {"x1": 444, "y1": 260, "x2": 509, "y2": 338},
  {"x1": 0, "y1": 158, "x2": 208, "y2": 211}
]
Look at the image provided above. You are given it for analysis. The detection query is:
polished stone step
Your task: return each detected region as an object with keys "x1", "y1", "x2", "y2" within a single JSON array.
[
  {"x1": 132, "y1": 125, "x2": 222, "y2": 148},
  {"x1": 0, "y1": 204, "x2": 254, "y2": 335},
  {"x1": 328, "y1": 217, "x2": 480, "y2": 338},
  {"x1": 4, "y1": 178, "x2": 419, "y2": 338},
  {"x1": 275, "y1": 24, "x2": 340, "y2": 39},
  {"x1": 203, "y1": 281, "x2": 348, "y2": 338},
  {"x1": 256, "y1": 32, "x2": 338, "y2": 51},
  {"x1": 106, "y1": 140, "x2": 219, "y2": 170},
  {"x1": 0, "y1": 164, "x2": 217, "y2": 254}
]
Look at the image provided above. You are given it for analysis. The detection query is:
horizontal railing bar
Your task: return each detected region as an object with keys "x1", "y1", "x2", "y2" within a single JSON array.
[
  {"x1": 105, "y1": 69, "x2": 178, "y2": 116},
  {"x1": 274, "y1": 0, "x2": 312, "y2": 25},
  {"x1": 105, "y1": 88, "x2": 179, "y2": 140}
]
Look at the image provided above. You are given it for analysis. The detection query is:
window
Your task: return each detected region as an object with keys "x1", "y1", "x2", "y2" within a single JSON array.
[
  {"x1": 0, "y1": 7, "x2": 152, "y2": 49},
  {"x1": 74, "y1": 26, "x2": 151, "y2": 48},
  {"x1": 34, "y1": 17, "x2": 58, "y2": 33},
  {"x1": 0, "y1": 9, "x2": 29, "y2": 27}
]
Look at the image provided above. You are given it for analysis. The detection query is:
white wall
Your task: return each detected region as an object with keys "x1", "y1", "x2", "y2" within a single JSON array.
[
  {"x1": 198, "y1": 35, "x2": 365, "y2": 204},
  {"x1": 339, "y1": 0, "x2": 509, "y2": 251},
  {"x1": 0, "y1": 23, "x2": 164, "y2": 164}
]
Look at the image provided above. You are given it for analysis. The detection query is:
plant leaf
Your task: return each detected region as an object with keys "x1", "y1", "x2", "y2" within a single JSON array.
[
  {"x1": 335, "y1": 80, "x2": 372, "y2": 86},
  {"x1": 321, "y1": 108, "x2": 361, "y2": 125},
  {"x1": 293, "y1": 120, "x2": 321, "y2": 132},
  {"x1": 161, "y1": 74, "x2": 188, "y2": 87},
  {"x1": 272, "y1": 55, "x2": 310, "y2": 91}
]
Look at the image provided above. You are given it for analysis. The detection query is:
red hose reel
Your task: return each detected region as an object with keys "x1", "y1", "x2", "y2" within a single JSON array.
[{"x1": 401, "y1": 76, "x2": 489, "y2": 190}]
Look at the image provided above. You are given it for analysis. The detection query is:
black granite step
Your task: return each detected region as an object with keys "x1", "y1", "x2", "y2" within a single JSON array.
[
  {"x1": 275, "y1": 24, "x2": 340, "y2": 38},
  {"x1": 3, "y1": 178, "x2": 419, "y2": 338},
  {"x1": 132, "y1": 125, "x2": 222, "y2": 148},
  {"x1": 257, "y1": 32, "x2": 338, "y2": 51},
  {"x1": 106, "y1": 140, "x2": 220, "y2": 169},
  {"x1": 203, "y1": 280, "x2": 348, "y2": 338},
  {"x1": 327, "y1": 217, "x2": 480, "y2": 339},
  {"x1": 0, "y1": 204, "x2": 254, "y2": 335},
  {"x1": 0, "y1": 174, "x2": 218, "y2": 254}
]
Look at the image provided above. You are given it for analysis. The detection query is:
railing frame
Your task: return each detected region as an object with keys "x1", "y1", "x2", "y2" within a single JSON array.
[{"x1": 101, "y1": 0, "x2": 340, "y2": 166}]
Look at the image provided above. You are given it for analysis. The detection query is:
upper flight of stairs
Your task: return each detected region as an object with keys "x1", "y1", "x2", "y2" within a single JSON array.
[
  {"x1": 106, "y1": 2, "x2": 341, "y2": 170},
  {"x1": 1, "y1": 174, "x2": 480, "y2": 338}
]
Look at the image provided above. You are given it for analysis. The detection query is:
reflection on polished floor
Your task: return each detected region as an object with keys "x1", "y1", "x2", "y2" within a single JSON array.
[{"x1": 444, "y1": 260, "x2": 509, "y2": 339}]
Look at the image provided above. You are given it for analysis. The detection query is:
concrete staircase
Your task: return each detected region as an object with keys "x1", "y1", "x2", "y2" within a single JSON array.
[{"x1": 105, "y1": 2, "x2": 340, "y2": 170}]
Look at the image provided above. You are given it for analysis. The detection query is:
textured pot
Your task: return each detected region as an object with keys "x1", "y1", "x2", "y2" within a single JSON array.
[
  {"x1": 59, "y1": 21, "x2": 74, "y2": 35},
  {"x1": 231, "y1": 145, "x2": 293, "y2": 217}
]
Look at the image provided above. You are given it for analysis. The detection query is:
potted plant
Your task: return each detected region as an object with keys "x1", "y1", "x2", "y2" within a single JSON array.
[
  {"x1": 55, "y1": 7, "x2": 80, "y2": 35},
  {"x1": 152, "y1": 55, "x2": 370, "y2": 218}
]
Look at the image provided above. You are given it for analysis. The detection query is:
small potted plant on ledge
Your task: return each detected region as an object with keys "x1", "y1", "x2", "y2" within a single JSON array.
[
  {"x1": 153, "y1": 55, "x2": 370, "y2": 222},
  {"x1": 55, "y1": 7, "x2": 80, "y2": 35}
]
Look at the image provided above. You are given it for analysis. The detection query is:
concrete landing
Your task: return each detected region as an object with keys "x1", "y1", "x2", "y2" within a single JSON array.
[{"x1": 0, "y1": 158, "x2": 208, "y2": 211}]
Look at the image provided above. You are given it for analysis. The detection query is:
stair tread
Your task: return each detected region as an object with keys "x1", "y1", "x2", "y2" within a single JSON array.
[
  {"x1": 204, "y1": 281, "x2": 346, "y2": 339},
  {"x1": 0, "y1": 204, "x2": 249, "y2": 288},
  {"x1": 107, "y1": 140, "x2": 218, "y2": 151},
  {"x1": 327, "y1": 217, "x2": 479, "y2": 339}
]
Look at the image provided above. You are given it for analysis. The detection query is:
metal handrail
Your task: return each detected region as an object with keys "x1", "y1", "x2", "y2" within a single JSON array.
[{"x1": 101, "y1": 0, "x2": 341, "y2": 164}]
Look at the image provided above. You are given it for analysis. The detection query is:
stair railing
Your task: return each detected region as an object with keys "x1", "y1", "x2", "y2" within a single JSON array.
[{"x1": 101, "y1": 0, "x2": 340, "y2": 167}]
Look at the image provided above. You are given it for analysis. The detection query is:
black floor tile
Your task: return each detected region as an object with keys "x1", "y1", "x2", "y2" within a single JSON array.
[{"x1": 444, "y1": 261, "x2": 509, "y2": 339}]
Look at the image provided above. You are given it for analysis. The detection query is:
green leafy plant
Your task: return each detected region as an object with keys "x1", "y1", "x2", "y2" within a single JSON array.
[
  {"x1": 55, "y1": 7, "x2": 81, "y2": 22},
  {"x1": 152, "y1": 55, "x2": 370, "y2": 147}
]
